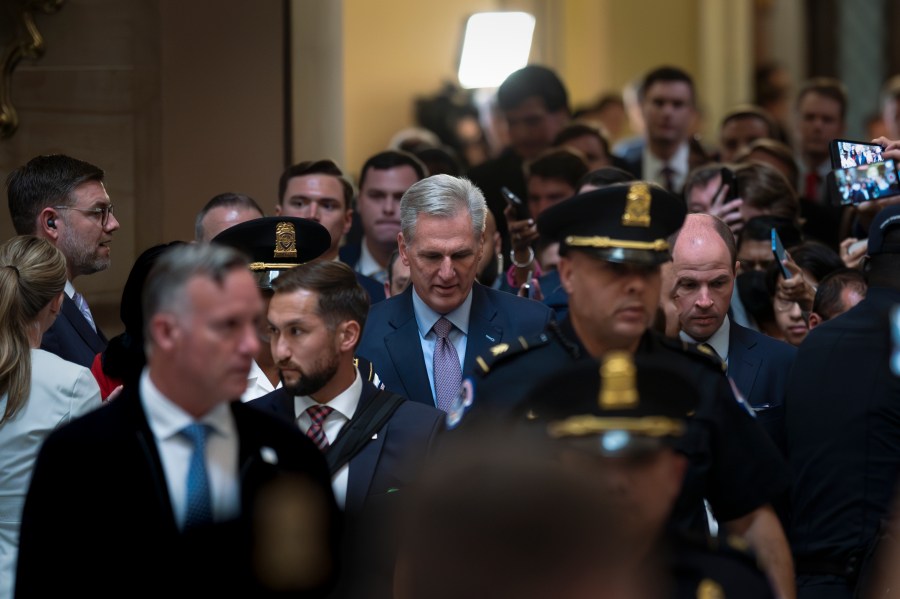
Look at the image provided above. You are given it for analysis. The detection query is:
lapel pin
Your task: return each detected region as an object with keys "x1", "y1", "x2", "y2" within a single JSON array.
[
  {"x1": 371, "y1": 433, "x2": 378, "y2": 440},
  {"x1": 485, "y1": 334, "x2": 496, "y2": 343}
]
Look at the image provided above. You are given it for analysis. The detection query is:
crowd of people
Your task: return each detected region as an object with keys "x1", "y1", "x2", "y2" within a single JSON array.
[{"x1": 4, "y1": 61, "x2": 900, "y2": 599}]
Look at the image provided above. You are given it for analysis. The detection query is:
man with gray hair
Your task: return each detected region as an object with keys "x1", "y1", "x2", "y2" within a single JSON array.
[
  {"x1": 16, "y1": 243, "x2": 338, "y2": 597},
  {"x1": 357, "y1": 174, "x2": 553, "y2": 411}
]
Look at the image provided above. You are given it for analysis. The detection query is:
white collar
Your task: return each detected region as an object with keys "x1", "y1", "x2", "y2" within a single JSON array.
[
  {"x1": 680, "y1": 315, "x2": 730, "y2": 363},
  {"x1": 293, "y1": 369, "x2": 363, "y2": 421},
  {"x1": 140, "y1": 368, "x2": 235, "y2": 441}
]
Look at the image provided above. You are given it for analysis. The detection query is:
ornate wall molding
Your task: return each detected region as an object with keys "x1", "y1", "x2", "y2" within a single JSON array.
[{"x1": 0, "y1": 0, "x2": 65, "y2": 138}]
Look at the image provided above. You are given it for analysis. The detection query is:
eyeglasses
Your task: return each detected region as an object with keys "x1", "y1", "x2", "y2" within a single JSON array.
[
  {"x1": 773, "y1": 297, "x2": 799, "y2": 313},
  {"x1": 53, "y1": 204, "x2": 114, "y2": 227}
]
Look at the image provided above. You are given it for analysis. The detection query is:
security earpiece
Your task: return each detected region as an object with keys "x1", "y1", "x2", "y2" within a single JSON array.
[{"x1": 47, "y1": 217, "x2": 56, "y2": 229}]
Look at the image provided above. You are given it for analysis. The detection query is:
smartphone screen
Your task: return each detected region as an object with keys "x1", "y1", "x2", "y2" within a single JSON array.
[
  {"x1": 771, "y1": 229, "x2": 792, "y2": 279},
  {"x1": 832, "y1": 159, "x2": 900, "y2": 206},
  {"x1": 891, "y1": 305, "x2": 900, "y2": 377},
  {"x1": 830, "y1": 139, "x2": 884, "y2": 169}
]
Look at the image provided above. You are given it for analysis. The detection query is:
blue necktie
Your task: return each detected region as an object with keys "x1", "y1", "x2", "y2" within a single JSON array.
[{"x1": 181, "y1": 423, "x2": 213, "y2": 530}]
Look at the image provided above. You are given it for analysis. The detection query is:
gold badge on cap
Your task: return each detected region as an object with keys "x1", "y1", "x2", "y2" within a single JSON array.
[
  {"x1": 274, "y1": 222, "x2": 298, "y2": 258},
  {"x1": 622, "y1": 183, "x2": 652, "y2": 228},
  {"x1": 599, "y1": 351, "x2": 638, "y2": 409},
  {"x1": 696, "y1": 579, "x2": 724, "y2": 599}
]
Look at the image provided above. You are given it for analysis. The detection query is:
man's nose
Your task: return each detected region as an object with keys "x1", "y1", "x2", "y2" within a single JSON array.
[
  {"x1": 105, "y1": 212, "x2": 121, "y2": 232},
  {"x1": 241, "y1": 322, "x2": 261, "y2": 356},
  {"x1": 438, "y1": 257, "x2": 455, "y2": 279},
  {"x1": 696, "y1": 287, "x2": 714, "y2": 308}
]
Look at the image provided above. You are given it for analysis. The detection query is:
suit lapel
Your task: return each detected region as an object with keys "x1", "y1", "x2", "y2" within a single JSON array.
[
  {"x1": 344, "y1": 383, "x2": 386, "y2": 514},
  {"x1": 728, "y1": 322, "x2": 761, "y2": 403},
  {"x1": 61, "y1": 295, "x2": 107, "y2": 351},
  {"x1": 125, "y1": 389, "x2": 178, "y2": 532},
  {"x1": 384, "y1": 289, "x2": 432, "y2": 405},
  {"x1": 463, "y1": 285, "x2": 502, "y2": 376}
]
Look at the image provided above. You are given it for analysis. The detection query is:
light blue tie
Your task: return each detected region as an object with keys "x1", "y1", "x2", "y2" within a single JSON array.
[
  {"x1": 181, "y1": 423, "x2": 213, "y2": 530},
  {"x1": 72, "y1": 291, "x2": 97, "y2": 333}
]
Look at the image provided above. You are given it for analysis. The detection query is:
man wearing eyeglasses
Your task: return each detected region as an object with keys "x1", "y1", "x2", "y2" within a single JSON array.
[{"x1": 7, "y1": 154, "x2": 120, "y2": 367}]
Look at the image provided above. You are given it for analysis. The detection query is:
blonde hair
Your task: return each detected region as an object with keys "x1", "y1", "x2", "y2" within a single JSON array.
[{"x1": 0, "y1": 236, "x2": 67, "y2": 423}]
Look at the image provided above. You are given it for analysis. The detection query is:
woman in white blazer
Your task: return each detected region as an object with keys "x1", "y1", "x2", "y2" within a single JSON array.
[{"x1": 0, "y1": 236, "x2": 101, "y2": 599}]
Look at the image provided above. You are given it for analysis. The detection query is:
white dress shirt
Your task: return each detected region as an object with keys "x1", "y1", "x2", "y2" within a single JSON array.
[
  {"x1": 241, "y1": 359, "x2": 280, "y2": 403},
  {"x1": 357, "y1": 238, "x2": 387, "y2": 283},
  {"x1": 411, "y1": 288, "x2": 472, "y2": 405},
  {"x1": 643, "y1": 141, "x2": 690, "y2": 192},
  {"x1": 140, "y1": 370, "x2": 240, "y2": 530},
  {"x1": 293, "y1": 370, "x2": 363, "y2": 509}
]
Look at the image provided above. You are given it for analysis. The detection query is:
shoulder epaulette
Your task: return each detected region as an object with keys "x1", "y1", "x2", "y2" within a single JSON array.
[
  {"x1": 353, "y1": 356, "x2": 378, "y2": 383},
  {"x1": 474, "y1": 331, "x2": 553, "y2": 375}
]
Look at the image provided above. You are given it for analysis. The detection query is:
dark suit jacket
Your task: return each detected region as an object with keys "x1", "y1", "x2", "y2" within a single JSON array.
[
  {"x1": 250, "y1": 379, "x2": 444, "y2": 514},
  {"x1": 355, "y1": 271, "x2": 385, "y2": 304},
  {"x1": 251, "y1": 380, "x2": 443, "y2": 599},
  {"x1": 727, "y1": 320, "x2": 796, "y2": 409},
  {"x1": 727, "y1": 320, "x2": 795, "y2": 455},
  {"x1": 16, "y1": 387, "x2": 339, "y2": 598},
  {"x1": 40, "y1": 294, "x2": 107, "y2": 368},
  {"x1": 356, "y1": 284, "x2": 554, "y2": 406}
]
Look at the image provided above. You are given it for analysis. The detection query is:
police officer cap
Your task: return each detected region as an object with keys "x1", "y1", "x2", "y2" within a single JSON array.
[
  {"x1": 211, "y1": 216, "x2": 331, "y2": 289},
  {"x1": 537, "y1": 182, "x2": 686, "y2": 265},
  {"x1": 867, "y1": 204, "x2": 900, "y2": 256},
  {"x1": 515, "y1": 351, "x2": 698, "y2": 457}
]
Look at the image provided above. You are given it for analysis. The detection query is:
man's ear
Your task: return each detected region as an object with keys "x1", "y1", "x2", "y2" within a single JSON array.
[
  {"x1": 558, "y1": 256, "x2": 574, "y2": 294},
  {"x1": 398, "y1": 233, "x2": 410, "y2": 267},
  {"x1": 149, "y1": 313, "x2": 180, "y2": 352},
  {"x1": 808, "y1": 312, "x2": 823, "y2": 330},
  {"x1": 38, "y1": 208, "x2": 60, "y2": 240},
  {"x1": 336, "y1": 320, "x2": 361, "y2": 353},
  {"x1": 343, "y1": 209, "x2": 353, "y2": 235},
  {"x1": 274, "y1": 203, "x2": 283, "y2": 216}
]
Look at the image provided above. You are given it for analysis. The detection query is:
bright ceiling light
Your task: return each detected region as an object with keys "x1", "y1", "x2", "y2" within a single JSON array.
[{"x1": 457, "y1": 12, "x2": 535, "y2": 90}]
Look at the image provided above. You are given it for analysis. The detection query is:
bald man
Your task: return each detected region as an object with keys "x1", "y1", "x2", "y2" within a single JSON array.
[{"x1": 668, "y1": 213, "x2": 795, "y2": 446}]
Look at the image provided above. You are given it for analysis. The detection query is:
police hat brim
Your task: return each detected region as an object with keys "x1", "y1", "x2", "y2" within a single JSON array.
[
  {"x1": 561, "y1": 431, "x2": 673, "y2": 458},
  {"x1": 568, "y1": 245, "x2": 672, "y2": 266}
]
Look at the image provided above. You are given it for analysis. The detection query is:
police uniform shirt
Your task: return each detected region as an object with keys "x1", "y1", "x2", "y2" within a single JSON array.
[
  {"x1": 240, "y1": 358, "x2": 280, "y2": 403},
  {"x1": 466, "y1": 317, "x2": 790, "y2": 533}
]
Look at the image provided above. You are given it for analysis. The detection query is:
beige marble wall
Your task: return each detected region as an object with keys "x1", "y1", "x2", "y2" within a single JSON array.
[{"x1": 0, "y1": 0, "x2": 284, "y2": 336}]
